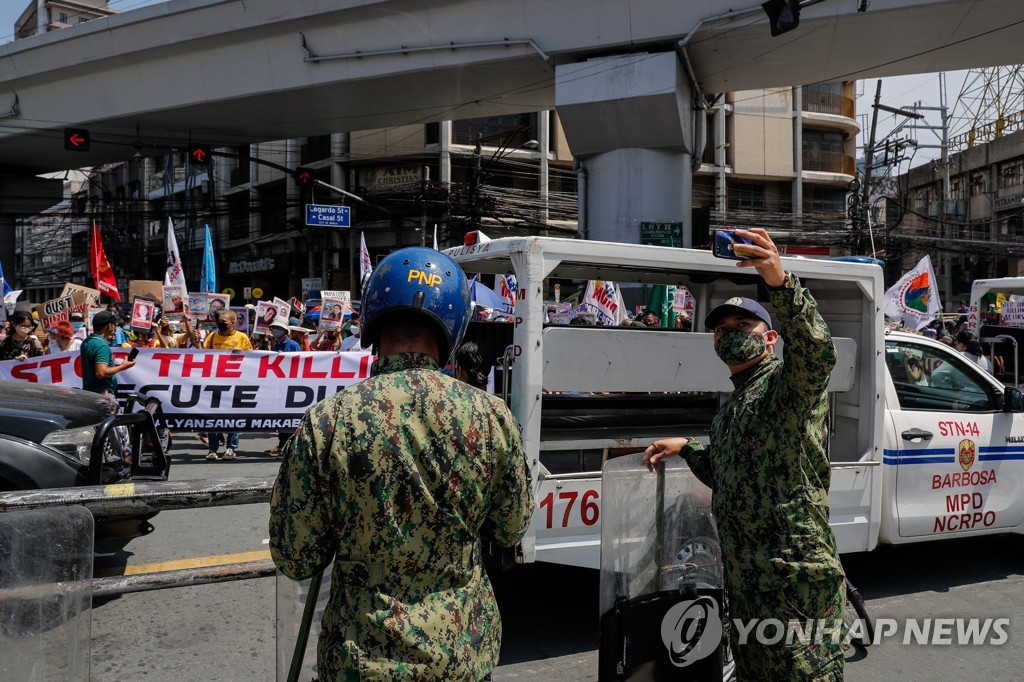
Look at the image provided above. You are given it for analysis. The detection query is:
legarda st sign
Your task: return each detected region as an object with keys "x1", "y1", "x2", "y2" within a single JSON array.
[{"x1": 306, "y1": 204, "x2": 351, "y2": 228}]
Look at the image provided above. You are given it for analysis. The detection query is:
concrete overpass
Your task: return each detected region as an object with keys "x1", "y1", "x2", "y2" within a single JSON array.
[
  {"x1": 2, "y1": 0, "x2": 1022, "y2": 174},
  {"x1": 2, "y1": 0, "x2": 1023, "y2": 258}
]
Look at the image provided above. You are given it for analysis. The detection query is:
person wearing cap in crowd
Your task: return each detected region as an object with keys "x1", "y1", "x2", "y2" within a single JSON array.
[
  {"x1": 46, "y1": 320, "x2": 82, "y2": 354},
  {"x1": 80, "y1": 310, "x2": 136, "y2": 396},
  {"x1": 70, "y1": 310, "x2": 88, "y2": 342},
  {"x1": 643, "y1": 228, "x2": 844, "y2": 680},
  {"x1": 202, "y1": 309, "x2": 253, "y2": 460},
  {"x1": 287, "y1": 324, "x2": 311, "y2": 352},
  {"x1": 265, "y1": 316, "x2": 301, "y2": 457},
  {"x1": 638, "y1": 309, "x2": 661, "y2": 328},
  {"x1": 269, "y1": 317, "x2": 300, "y2": 353},
  {"x1": 269, "y1": 246, "x2": 533, "y2": 681}
]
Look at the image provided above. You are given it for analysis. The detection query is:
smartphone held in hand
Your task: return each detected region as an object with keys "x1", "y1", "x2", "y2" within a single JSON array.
[
  {"x1": 127, "y1": 347, "x2": 140, "y2": 362},
  {"x1": 712, "y1": 229, "x2": 756, "y2": 260}
]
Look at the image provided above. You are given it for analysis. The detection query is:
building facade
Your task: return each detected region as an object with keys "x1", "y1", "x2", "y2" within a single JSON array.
[
  {"x1": 696, "y1": 82, "x2": 859, "y2": 254},
  {"x1": 894, "y1": 128, "x2": 1024, "y2": 301},
  {"x1": 14, "y1": 0, "x2": 116, "y2": 40},
  {"x1": 14, "y1": 82, "x2": 859, "y2": 305}
]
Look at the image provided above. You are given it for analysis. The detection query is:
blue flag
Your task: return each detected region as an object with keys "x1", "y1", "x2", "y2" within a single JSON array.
[
  {"x1": 0, "y1": 257, "x2": 12, "y2": 296},
  {"x1": 200, "y1": 224, "x2": 216, "y2": 294}
]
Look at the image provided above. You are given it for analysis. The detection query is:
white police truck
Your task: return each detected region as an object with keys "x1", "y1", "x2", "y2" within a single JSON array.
[{"x1": 446, "y1": 236, "x2": 1024, "y2": 569}]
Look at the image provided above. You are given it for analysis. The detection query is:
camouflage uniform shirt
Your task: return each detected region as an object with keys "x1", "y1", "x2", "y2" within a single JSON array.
[
  {"x1": 270, "y1": 352, "x2": 533, "y2": 681},
  {"x1": 682, "y1": 273, "x2": 843, "y2": 592}
]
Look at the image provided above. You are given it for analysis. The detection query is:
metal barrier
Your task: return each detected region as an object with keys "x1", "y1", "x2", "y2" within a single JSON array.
[{"x1": 0, "y1": 476, "x2": 276, "y2": 597}]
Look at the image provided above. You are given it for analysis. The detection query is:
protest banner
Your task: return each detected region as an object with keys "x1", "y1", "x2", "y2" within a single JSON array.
[
  {"x1": 130, "y1": 296, "x2": 157, "y2": 333},
  {"x1": 36, "y1": 295, "x2": 76, "y2": 331},
  {"x1": 60, "y1": 283, "x2": 101, "y2": 308},
  {"x1": 301, "y1": 278, "x2": 321, "y2": 301},
  {"x1": 207, "y1": 293, "x2": 230, "y2": 321},
  {"x1": 0, "y1": 349, "x2": 373, "y2": 431},
  {"x1": 2, "y1": 289, "x2": 21, "y2": 320},
  {"x1": 187, "y1": 293, "x2": 209, "y2": 319},
  {"x1": 318, "y1": 291, "x2": 351, "y2": 332},
  {"x1": 254, "y1": 301, "x2": 279, "y2": 334},
  {"x1": 1000, "y1": 299, "x2": 1024, "y2": 327},
  {"x1": 129, "y1": 280, "x2": 164, "y2": 303},
  {"x1": 231, "y1": 306, "x2": 250, "y2": 334},
  {"x1": 163, "y1": 285, "x2": 186, "y2": 318}
]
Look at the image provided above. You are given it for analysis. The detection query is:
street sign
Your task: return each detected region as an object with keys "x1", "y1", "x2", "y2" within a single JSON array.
[
  {"x1": 252, "y1": 287, "x2": 264, "y2": 300},
  {"x1": 306, "y1": 204, "x2": 351, "y2": 228},
  {"x1": 222, "y1": 287, "x2": 235, "y2": 300},
  {"x1": 640, "y1": 221, "x2": 684, "y2": 247},
  {"x1": 243, "y1": 287, "x2": 252, "y2": 299}
]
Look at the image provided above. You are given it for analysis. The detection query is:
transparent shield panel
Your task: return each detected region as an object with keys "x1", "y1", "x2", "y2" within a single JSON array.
[
  {"x1": 275, "y1": 563, "x2": 333, "y2": 682},
  {"x1": 0, "y1": 506, "x2": 93, "y2": 682},
  {"x1": 600, "y1": 454, "x2": 721, "y2": 617}
]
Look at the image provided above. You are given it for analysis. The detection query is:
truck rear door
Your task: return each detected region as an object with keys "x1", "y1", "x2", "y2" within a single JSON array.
[{"x1": 884, "y1": 336, "x2": 1024, "y2": 537}]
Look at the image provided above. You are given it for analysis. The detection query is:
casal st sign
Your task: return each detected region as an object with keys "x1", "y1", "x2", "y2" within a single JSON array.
[{"x1": 306, "y1": 204, "x2": 351, "y2": 228}]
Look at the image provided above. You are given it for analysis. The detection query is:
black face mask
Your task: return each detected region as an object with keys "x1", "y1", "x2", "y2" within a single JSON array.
[{"x1": 216, "y1": 321, "x2": 230, "y2": 333}]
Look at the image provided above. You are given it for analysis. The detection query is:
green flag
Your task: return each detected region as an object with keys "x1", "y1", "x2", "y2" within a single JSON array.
[{"x1": 646, "y1": 285, "x2": 676, "y2": 328}]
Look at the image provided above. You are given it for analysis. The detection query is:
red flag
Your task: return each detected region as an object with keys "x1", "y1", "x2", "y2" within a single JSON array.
[{"x1": 90, "y1": 220, "x2": 121, "y2": 301}]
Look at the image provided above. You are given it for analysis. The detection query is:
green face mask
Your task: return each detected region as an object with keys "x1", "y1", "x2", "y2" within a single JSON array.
[{"x1": 714, "y1": 328, "x2": 767, "y2": 366}]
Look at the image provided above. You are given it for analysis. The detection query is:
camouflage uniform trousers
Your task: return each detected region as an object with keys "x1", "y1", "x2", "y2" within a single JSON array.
[{"x1": 728, "y1": 576, "x2": 846, "y2": 681}]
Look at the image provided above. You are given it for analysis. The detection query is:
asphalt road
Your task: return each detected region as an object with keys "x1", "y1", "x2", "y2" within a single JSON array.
[{"x1": 72, "y1": 434, "x2": 1024, "y2": 680}]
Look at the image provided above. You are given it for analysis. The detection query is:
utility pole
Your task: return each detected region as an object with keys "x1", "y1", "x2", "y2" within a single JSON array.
[
  {"x1": 859, "y1": 80, "x2": 883, "y2": 254},
  {"x1": 857, "y1": 80, "x2": 924, "y2": 255},
  {"x1": 909, "y1": 98, "x2": 952, "y2": 311}
]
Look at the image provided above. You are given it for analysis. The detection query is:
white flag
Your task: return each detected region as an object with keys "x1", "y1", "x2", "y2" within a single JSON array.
[
  {"x1": 492, "y1": 275, "x2": 517, "y2": 314},
  {"x1": 359, "y1": 232, "x2": 372, "y2": 284},
  {"x1": 581, "y1": 280, "x2": 627, "y2": 325},
  {"x1": 884, "y1": 254, "x2": 942, "y2": 330},
  {"x1": 164, "y1": 218, "x2": 188, "y2": 296}
]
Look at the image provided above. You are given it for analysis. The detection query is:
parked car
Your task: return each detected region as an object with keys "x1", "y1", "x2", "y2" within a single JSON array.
[{"x1": 0, "y1": 380, "x2": 171, "y2": 546}]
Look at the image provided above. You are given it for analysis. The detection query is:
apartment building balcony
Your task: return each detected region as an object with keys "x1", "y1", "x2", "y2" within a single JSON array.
[
  {"x1": 801, "y1": 88, "x2": 859, "y2": 136},
  {"x1": 803, "y1": 150, "x2": 856, "y2": 178}
]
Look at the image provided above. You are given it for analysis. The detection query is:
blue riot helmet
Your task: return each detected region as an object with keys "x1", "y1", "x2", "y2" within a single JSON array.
[{"x1": 360, "y1": 247, "x2": 472, "y2": 361}]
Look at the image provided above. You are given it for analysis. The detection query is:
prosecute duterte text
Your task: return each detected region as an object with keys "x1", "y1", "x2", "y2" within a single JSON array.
[{"x1": 0, "y1": 348, "x2": 373, "y2": 431}]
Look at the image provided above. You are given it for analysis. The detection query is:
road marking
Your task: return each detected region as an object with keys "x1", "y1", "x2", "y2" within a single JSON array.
[{"x1": 95, "y1": 549, "x2": 271, "y2": 577}]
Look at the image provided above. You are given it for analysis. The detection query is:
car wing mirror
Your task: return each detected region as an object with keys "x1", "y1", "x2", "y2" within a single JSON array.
[{"x1": 1003, "y1": 386, "x2": 1024, "y2": 413}]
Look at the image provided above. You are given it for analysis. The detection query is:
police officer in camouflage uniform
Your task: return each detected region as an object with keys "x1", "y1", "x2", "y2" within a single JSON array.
[
  {"x1": 644, "y1": 228, "x2": 845, "y2": 680},
  {"x1": 270, "y1": 247, "x2": 534, "y2": 681}
]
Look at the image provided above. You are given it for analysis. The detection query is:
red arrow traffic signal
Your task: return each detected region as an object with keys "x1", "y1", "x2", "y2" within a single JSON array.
[
  {"x1": 64, "y1": 128, "x2": 90, "y2": 152},
  {"x1": 295, "y1": 166, "x2": 315, "y2": 188},
  {"x1": 188, "y1": 143, "x2": 211, "y2": 164}
]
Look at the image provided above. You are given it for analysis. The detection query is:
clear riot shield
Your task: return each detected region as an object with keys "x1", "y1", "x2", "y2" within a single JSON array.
[
  {"x1": 276, "y1": 563, "x2": 333, "y2": 681},
  {"x1": 0, "y1": 506, "x2": 94, "y2": 682},
  {"x1": 599, "y1": 454, "x2": 729, "y2": 681}
]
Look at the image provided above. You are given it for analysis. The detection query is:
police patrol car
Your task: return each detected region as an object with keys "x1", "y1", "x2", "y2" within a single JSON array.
[{"x1": 446, "y1": 236, "x2": 1024, "y2": 569}]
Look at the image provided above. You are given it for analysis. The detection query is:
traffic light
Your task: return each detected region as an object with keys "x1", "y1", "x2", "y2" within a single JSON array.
[
  {"x1": 762, "y1": 0, "x2": 800, "y2": 37},
  {"x1": 295, "y1": 166, "x2": 315, "y2": 189},
  {"x1": 188, "y1": 143, "x2": 211, "y2": 164},
  {"x1": 64, "y1": 128, "x2": 90, "y2": 152}
]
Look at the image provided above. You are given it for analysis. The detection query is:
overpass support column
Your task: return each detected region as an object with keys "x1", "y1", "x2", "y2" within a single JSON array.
[{"x1": 556, "y1": 52, "x2": 696, "y2": 245}]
